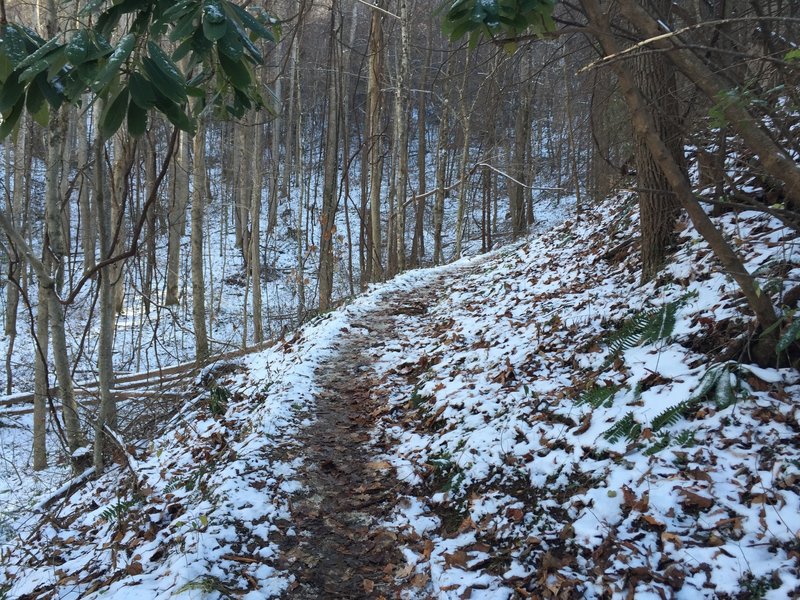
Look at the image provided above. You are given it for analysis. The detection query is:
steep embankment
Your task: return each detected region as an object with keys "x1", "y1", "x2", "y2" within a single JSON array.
[{"x1": 2, "y1": 195, "x2": 799, "y2": 599}]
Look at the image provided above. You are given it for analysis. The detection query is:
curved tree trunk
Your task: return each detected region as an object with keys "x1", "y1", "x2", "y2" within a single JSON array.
[{"x1": 581, "y1": 0, "x2": 780, "y2": 364}]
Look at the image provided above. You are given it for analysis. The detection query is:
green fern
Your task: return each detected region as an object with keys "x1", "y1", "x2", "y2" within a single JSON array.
[
  {"x1": 164, "y1": 466, "x2": 208, "y2": 494},
  {"x1": 100, "y1": 499, "x2": 135, "y2": 523},
  {"x1": 644, "y1": 432, "x2": 671, "y2": 456},
  {"x1": 651, "y1": 364, "x2": 741, "y2": 433},
  {"x1": 177, "y1": 576, "x2": 235, "y2": 598},
  {"x1": 603, "y1": 411, "x2": 642, "y2": 444},
  {"x1": 674, "y1": 429, "x2": 697, "y2": 448},
  {"x1": 575, "y1": 384, "x2": 620, "y2": 408},
  {"x1": 605, "y1": 293, "x2": 696, "y2": 363},
  {"x1": 209, "y1": 385, "x2": 230, "y2": 417}
]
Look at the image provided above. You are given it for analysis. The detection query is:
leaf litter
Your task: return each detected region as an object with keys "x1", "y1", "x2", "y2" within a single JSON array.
[{"x1": 1, "y1": 194, "x2": 800, "y2": 598}]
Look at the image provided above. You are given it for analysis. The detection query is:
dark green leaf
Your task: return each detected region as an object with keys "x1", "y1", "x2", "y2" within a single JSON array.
[
  {"x1": 0, "y1": 72, "x2": 24, "y2": 114},
  {"x1": 0, "y1": 25, "x2": 31, "y2": 72},
  {"x1": 90, "y1": 33, "x2": 136, "y2": 93},
  {"x1": 95, "y1": 6, "x2": 123, "y2": 38},
  {"x1": 25, "y1": 76, "x2": 45, "y2": 115},
  {"x1": 154, "y1": 91, "x2": 195, "y2": 133},
  {"x1": 65, "y1": 30, "x2": 92, "y2": 64},
  {"x1": 126, "y1": 99, "x2": 148, "y2": 136},
  {"x1": 203, "y1": 16, "x2": 228, "y2": 42},
  {"x1": 147, "y1": 41, "x2": 186, "y2": 87},
  {"x1": 218, "y1": 51, "x2": 250, "y2": 90},
  {"x1": 129, "y1": 71, "x2": 156, "y2": 108},
  {"x1": 777, "y1": 319, "x2": 800, "y2": 353},
  {"x1": 46, "y1": 47, "x2": 69, "y2": 79},
  {"x1": 217, "y1": 27, "x2": 243, "y2": 60},
  {"x1": 170, "y1": 10, "x2": 200, "y2": 44},
  {"x1": 226, "y1": 3, "x2": 274, "y2": 42},
  {"x1": 100, "y1": 85, "x2": 129, "y2": 139},
  {"x1": 19, "y1": 58, "x2": 50, "y2": 83},
  {"x1": 0, "y1": 94, "x2": 24, "y2": 139},
  {"x1": 142, "y1": 57, "x2": 186, "y2": 104},
  {"x1": 16, "y1": 36, "x2": 62, "y2": 71},
  {"x1": 172, "y1": 37, "x2": 194, "y2": 62}
]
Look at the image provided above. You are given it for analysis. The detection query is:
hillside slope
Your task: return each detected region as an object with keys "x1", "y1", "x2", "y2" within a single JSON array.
[{"x1": 2, "y1": 195, "x2": 799, "y2": 599}]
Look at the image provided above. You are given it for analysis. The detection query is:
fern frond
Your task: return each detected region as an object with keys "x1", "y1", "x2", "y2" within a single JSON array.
[
  {"x1": 674, "y1": 429, "x2": 697, "y2": 448},
  {"x1": 603, "y1": 411, "x2": 642, "y2": 443},
  {"x1": 644, "y1": 432, "x2": 671, "y2": 456},
  {"x1": 651, "y1": 400, "x2": 695, "y2": 432},
  {"x1": 604, "y1": 293, "x2": 697, "y2": 364},
  {"x1": 100, "y1": 499, "x2": 135, "y2": 522},
  {"x1": 575, "y1": 384, "x2": 620, "y2": 408}
]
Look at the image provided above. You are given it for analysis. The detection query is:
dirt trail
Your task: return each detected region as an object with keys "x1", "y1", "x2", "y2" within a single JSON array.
[{"x1": 275, "y1": 289, "x2": 437, "y2": 599}]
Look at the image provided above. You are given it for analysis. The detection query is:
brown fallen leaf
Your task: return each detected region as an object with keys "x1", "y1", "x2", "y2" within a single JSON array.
[
  {"x1": 641, "y1": 514, "x2": 665, "y2": 529},
  {"x1": 411, "y1": 573, "x2": 430, "y2": 588},
  {"x1": 677, "y1": 488, "x2": 714, "y2": 511},
  {"x1": 686, "y1": 468, "x2": 712, "y2": 483},
  {"x1": 622, "y1": 486, "x2": 649, "y2": 512},
  {"x1": 126, "y1": 561, "x2": 144, "y2": 576},
  {"x1": 444, "y1": 550, "x2": 468, "y2": 568},
  {"x1": 366, "y1": 460, "x2": 393, "y2": 471},
  {"x1": 363, "y1": 579, "x2": 375, "y2": 593},
  {"x1": 506, "y1": 507, "x2": 524, "y2": 522}
]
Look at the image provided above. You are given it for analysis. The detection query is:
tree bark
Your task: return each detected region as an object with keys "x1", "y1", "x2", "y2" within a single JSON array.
[
  {"x1": 166, "y1": 132, "x2": 189, "y2": 305},
  {"x1": 94, "y1": 134, "x2": 115, "y2": 475},
  {"x1": 318, "y1": 0, "x2": 341, "y2": 312},
  {"x1": 192, "y1": 120, "x2": 210, "y2": 362},
  {"x1": 630, "y1": 0, "x2": 682, "y2": 282},
  {"x1": 617, "y1": 0, "x2": 800, "y2": 210},
  {"x1": 367, "y1": 6, "x2": 384, "y2": 282},
  {"x1": 581, "y1": 0, "x2": 779, "y2": 363},
  {"x1": 250, "y1": 121, "x2": 264, "y2": 342}
]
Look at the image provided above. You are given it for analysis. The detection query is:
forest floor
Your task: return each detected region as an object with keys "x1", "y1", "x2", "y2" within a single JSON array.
[
  {"x1": 2, "y1": 195, "x2": 800, "y2": 599},
  {"x1": 271, "y1": 286, "x2": 446, "y2": 598}
]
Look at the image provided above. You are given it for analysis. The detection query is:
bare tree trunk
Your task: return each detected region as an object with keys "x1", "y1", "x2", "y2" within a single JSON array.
[
  {"x1": 318, "y1": 0, "x2": 341, "y2": 312},
  {"x1": 295, "y1": 46, "x2": 306, "y2": 322},
  {"x1": 4, "y1": 115, "x2": 25, "y2": 395},
  {"x1": 581, "y1": 0, "x2": 779, "y2": 363},
  {"x1": 510, "y1": 59, "x2": 531, "y2": 238},
  {"x1": 110, "y1": 136, "x2": 132, "y2": 313},
  {"x1": 367, "y1": 6, "x2": 384, "y2": 282},
  {"x1": 76, "y1": 100, "x2": 95, "y2": 273},
  {"x1": 192, "y1": 120, "x2": 210, "y2": 362},
  {"x1": 250, "y1": 122, "x2": 265, "y2": 342},
  {"x1": 454, "y1": 64, "x2": 471, "y2": 259},
  {"x1": 268, "y1": 74, "x2": 281, "y2": 236},
  {"x1": 393, "y1": 0, "x2": 410, "y2": 273},
  {"x1": 166, "y1": 132, "x2": 189, "y2": 305},
  {"x1": 433, "y1": 87, "x2": 450, "y2": 266},
  {"x1": 629, "y1": 0, "x2": 682, "y2": 281},
  {"x1": 94, "y1": 134, "x2": 115, "y2": 475},
  {"x1": 143, "y1": 133, "x2": 157, "y2": 314},
  {"x1": 33, "y1": 266, "x2": 49, "y2": 471},
  {"x1": 410, "y1": 29, "x2": 432, "y2": 268}
]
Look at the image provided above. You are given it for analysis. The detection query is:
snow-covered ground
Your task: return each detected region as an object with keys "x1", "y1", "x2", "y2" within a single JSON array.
[
  {"x1": 370, "y1": 194, "x2": 800, "y2": 598},
  {"x1": 3, "y1": 187, "x2": 798, "y2": 598}
]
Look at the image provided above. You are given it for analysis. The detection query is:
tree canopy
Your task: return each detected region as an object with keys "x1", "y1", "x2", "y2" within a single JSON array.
[
  {"x1": 0, "y1": 0, "x2": 278, "y2": 139},
  {"x1": 441, "y1": 0, "x2": 556, "y2": 45}
]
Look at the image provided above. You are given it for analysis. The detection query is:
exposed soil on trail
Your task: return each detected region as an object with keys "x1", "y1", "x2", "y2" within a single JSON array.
[{"x1": 274, "y1": 290, "x2": 439, "y2": 599}]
